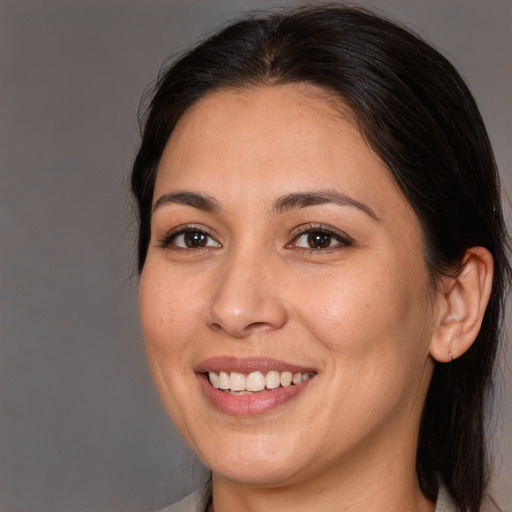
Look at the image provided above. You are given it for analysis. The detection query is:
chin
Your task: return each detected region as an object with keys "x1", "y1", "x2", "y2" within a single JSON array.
[
  {"x1": 193, "y1": 431, "x2": 311, "y2": 487},
  {"x1": 209, "y1": 456, "x2": 305, "y2": 487}
]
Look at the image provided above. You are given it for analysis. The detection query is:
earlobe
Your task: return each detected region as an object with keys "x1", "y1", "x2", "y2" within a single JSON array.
[{"x1": 429, "y1": 247, "x2": 494, "y2": 363}]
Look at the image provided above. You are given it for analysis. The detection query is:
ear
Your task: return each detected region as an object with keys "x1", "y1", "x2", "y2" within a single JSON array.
[{"x1": 429, "y1": 247, "x2": 494, "y2": 363}]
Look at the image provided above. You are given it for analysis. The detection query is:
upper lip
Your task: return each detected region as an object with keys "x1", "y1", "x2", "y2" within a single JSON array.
[{"x1": 195, "y1": 357, "x2": 316, "y2": 374}]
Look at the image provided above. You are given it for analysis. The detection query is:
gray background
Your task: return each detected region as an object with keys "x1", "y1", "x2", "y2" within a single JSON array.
[{"x1": 0, "y1": 1, "x2": 510, "y2": 511}]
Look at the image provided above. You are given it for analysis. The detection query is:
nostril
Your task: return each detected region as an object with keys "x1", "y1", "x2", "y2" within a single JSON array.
[
  {"x1": 247, "y1": 321, "x2": 272, "y2": 330},
  {"x1": 210, "y1": 323, "x2": 223, "y2": 333},
  {"x1": 209, "y1": 321, "x2": 268, "y2": 332}
]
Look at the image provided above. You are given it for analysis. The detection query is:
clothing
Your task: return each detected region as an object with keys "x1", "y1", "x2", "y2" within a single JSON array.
[
  {"x1": 157, "y1": 482, "x2": 211, "y2": 512},
  {"x1": 157, "y1": 479, "x2": 458, "y2": 512},
  {"x1": 436, "y1": 483, "x2": 458, "y2": 512}
]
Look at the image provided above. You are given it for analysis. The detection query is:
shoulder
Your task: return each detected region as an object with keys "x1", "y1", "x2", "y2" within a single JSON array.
[{"x1": 155, "y1": 481, "x2": 212, "y2": 512}]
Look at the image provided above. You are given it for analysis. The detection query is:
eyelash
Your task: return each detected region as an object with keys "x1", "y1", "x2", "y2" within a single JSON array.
[
  {"x1": 157, "y1": 224, "x2": 220, "y2": 251},
  {"x1": 157, "y1": 223, "x2": 353, "y2": 253},
  {"x1": 287, "y1": 224, "x2": 353, "y2": 252}
]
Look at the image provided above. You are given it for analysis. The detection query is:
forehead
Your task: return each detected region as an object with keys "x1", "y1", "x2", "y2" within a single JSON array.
[
  {"x1": 156, "y1": 84, "x2": 390, "y2": 194},
  {"x1": 180, "y1": 83, "x2": 358, "y2": 134},
  {"x1": 171, "y1": 83, "x2": 358, "y2": 143}
]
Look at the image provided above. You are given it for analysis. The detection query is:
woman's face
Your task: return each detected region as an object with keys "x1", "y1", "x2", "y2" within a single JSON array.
[{"x1": 139, "y1": 85, "x2": 439, "y2": 487}]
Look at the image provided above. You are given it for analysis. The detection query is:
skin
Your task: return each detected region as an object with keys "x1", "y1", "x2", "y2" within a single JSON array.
[{"x1": 139, "y1": 84, "x2": 444, "y2": 512}]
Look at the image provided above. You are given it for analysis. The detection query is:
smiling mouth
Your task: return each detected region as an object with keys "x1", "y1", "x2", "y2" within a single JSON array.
[{"x1": 207, "y1": 370, "x2": 316, "y2": 394}]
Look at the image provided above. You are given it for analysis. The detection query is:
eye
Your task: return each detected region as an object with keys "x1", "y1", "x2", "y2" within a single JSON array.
[
  {"x1": 158, "y1": 226, "x2": 221, "y2": 250},
  {"x1": 288, "y1": 225, "x2": 352, "y2": 251}
]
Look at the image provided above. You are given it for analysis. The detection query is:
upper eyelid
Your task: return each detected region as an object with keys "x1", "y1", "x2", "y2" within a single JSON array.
[
  {"x1": 157, "y1": 224, "x2": 221, "y2": 247},
  {"x1": 163, "y1": 224, "x2": 217, "y2": 237},
  {"x1": 289, "y1": 223, "x2": 352, "y2": 241},
  {"x1": 285, "y1": 224, "x2": 354, "y2": 253},
  {"x1": 156, "y1": 222, "x2": 352, "y2": 248}
]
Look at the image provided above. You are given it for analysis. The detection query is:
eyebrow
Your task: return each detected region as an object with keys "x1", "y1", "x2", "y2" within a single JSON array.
[
  {"x1": 152, "y1": 189, "x2": 378, "y2": 220},
  {"x1": 274, "y1": 190, "x2": 379, "y2": 220},
  {"x1": 153, "y1": 191, "x2": 220, "y2": 213}
]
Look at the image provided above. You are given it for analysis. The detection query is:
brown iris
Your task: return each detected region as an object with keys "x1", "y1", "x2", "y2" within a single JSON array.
[
  {"x1": 184, "y1": 231, "x2": 208, "y2": 248},
  {"x1": 308, "y1": 232, "x2": 332, "y2": 249}
]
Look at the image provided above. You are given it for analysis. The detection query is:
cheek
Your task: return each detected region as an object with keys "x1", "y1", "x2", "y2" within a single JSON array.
[
  {"x1": 138, "y1": 264, "x2": 202, "y2": 432},
  {"x1": 139, "y1": 262, "x2": 203, "y2": 352},
  {"x1": 296, "y1": 262, "x2": 435, "y2": 438},
  {"x1": 138, "y1": 263, "x2": 202, "y2": 420},
  {"x1": 298, "y1": 259, "x2": 433, "y2": 362}
]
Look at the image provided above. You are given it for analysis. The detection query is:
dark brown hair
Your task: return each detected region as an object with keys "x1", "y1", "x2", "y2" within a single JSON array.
[{"x1": 131, "y1": 5, "x2": 511, "y2": 511}]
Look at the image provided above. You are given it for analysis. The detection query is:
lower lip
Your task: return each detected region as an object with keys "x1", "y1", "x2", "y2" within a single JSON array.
[{"x1": 197, "y1": 373, "x2": 314, "y2": 416}]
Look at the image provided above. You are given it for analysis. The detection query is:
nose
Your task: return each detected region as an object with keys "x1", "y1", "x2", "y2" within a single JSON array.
[{"x1": 205, "y1": 250, "x2": 288, "y2": 338}]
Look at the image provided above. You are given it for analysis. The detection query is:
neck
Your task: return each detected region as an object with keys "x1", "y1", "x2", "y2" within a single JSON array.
[
  {"x1": 209, "y1": 417, "x2": 435, "y2": 512},
  {"x1": 211, "y1": 465, "x2": 434, "y2": 512}
]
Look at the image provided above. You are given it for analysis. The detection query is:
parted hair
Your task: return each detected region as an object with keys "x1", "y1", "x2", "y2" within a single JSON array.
[{"x1": 131, "y1": 5, "x2": 511, "y2": 511}]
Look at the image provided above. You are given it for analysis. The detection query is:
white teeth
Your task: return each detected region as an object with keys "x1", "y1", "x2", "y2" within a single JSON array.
[
  {"x1": 209, "y1": 371, "x2": 220, "y2": 388},
  {"x1": 218, "y1": 371, "x2": 229, "y2": 390},
  {"x1": 280, "y1": 371, "x2": 293, "y2": 387},
  {"x1": 229, "y1": 372, "x2": 246, "y2": 391},
  {"x1": 266, "y1": 370, "x2": 280, "y2": 389},
  {"x1": 246, "y1": 371, "x2": 266, "y2": 392},
  {"x1": 208, "y1": 370, "x2": 314, "y2": 392}
]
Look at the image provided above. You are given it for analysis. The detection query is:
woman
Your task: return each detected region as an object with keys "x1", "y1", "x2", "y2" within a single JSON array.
[{"x1": 131, "y1": 5, "x2": 510, "y2": 512}]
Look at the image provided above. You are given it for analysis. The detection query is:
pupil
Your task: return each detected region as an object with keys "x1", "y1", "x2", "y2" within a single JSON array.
[
  {"x1": 308, "y1": 232, "x2": 331, "y2": 248},
  {"x1": 185, "y1": 231, "x2": 206, "y2": 248}
]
